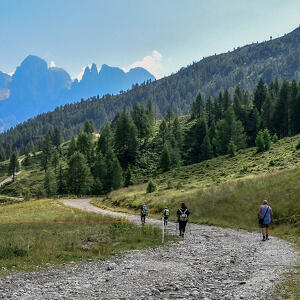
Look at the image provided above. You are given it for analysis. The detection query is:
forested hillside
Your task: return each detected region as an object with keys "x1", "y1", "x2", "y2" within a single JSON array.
[
  {"x1": 1, "y1": 78, "x2": 300, "y2": 199},
  {"x1": 0, "y1": 26, "x2": 299, "y2": 154}
]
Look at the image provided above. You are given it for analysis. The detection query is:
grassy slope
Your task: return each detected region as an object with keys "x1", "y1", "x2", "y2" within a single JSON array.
[
  {"x1": 91, "y1": 135, "x2": 300, "y2": 298},
  {"x1": 0, "y1": 199, "x2": 171, "y2": 274}
]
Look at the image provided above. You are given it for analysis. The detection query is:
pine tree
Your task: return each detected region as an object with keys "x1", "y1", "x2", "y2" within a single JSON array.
[
  {"x1": 8, "y1": 153, "x2": 20, "y2": 181},
  {"x1": 290, "y1": 81, "x2": 300, "y2": 135},
  {"x1": 206, "y1": 97, "x2": 214, "y2": 127},
  {"x1": 52, "y1": 127, "x2": 62, "y2": 150},
  {"x1": 92, "y1": 178, "x2": 104, "y2": 195},
  {"x1": 227, "y1": 140, "x2": 237, "y2": 157},
  {"x1": 114, "y1": 109, "x2": 138, "y2": 168},
  {"x1": 191, "y1": 92, "x2": 205, "y2": 119},
  {"x1": 273, "y1": 79, "x2": 290, "y2": 138},
  {"x1": 164, "y1": 106, "x2": 175, "y2": 124},
  {"x1": 77, "y1": 131, "x2": 94, "y2": 166},
  {"x1": 255, "y1": 131, "x2": 265, "y2": 153},
  {"x1": 200, "y1": 134, "x2": 213, "y2": 161},
  {"x1": 214, "y1": 108, "x2": 246, "y2": 154},
  {"x1": 124, "y1": 166, "x2": 133, "y2": 187},
  {"x1": 68, "y1": 136, "x2": 77, "y2": 158},
  {"x1": 111, "y1": 158, "x2": 123, "y2": 190},
  {"x1": 5, "y1": 144, "x2": 12, "y2": 160},
  {"x1": 223, "y1": 89, "x2": 232, "y2": 111},
  {"x1": 67, "y1": 152, "x2": 91, "y2": 195},
  {"x1": 51, "y1": 150, "x2": 60, "y2": 173},
  {"x1": 57, "y1": 164, "x2": 66, "y2": 195},
  {"x1": 158, "y1": 119, "x2": 168, "y2": 145},
  {"x1": 172, "y1": 117, "x2": 183, "y2": 149},
  {"x1": 84, "y1": 120, "x2": 94, "y2": 134},
  {"x1": 97, "y1": 124, "x2": 113, "y2": 156},
  {"x1": 263, "y1": 129, "x2": 271, "y2": 150},
  {"x1": 41, "y1": 132, "x2": 53, "y2": 171},
  {"x1": 247, "y1": 108, "x2": 261, "y2": 146},
  {"x1": 131, "y1": 102, "x2": 153, "y2": 142},
  {"x1": 0, "y1": 145, "x2": 5, "y2": 162},
  {"x1": 261, "y1": 92, "x2": 273, "y2": 131},
  {"x1": 160, "y1": 144, "x2": 171, "y2": 172},
  {"x1": 254, "y1": 78, "x2": 267, "y2": 112},
  {"x1": 44, "y1": 168, "x2": 57, "y2": 197},
  {"x1": 190, "y1": 118, "x2": 208, "y2": 162}
]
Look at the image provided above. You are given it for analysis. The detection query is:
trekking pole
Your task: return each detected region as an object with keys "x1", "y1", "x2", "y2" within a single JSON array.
[{"x1": 162, "y1": 217, "x2": 165, "y2": 243}]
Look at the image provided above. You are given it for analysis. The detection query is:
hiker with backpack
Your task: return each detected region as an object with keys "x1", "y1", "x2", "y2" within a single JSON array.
[
  {"x1": 163, "y1": 207, "x2": 169, "y2": 226},
  {"x1": 141, "y1": 203, "x2": 148, "y2": 225},
  {"x1": 177, "y1": 202, "x2": 190, "y2": 237},
  {"x1": 258, "y1": 200, "x2": 272, "y2": 241}
]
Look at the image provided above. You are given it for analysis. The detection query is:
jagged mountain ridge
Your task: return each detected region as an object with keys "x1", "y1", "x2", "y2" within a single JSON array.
[
  {"x1": 0, "y1": 26, "x2": 300, "y2": 151},
  {"x1": 0, "y1": 56, "x2": 155, "y2": 130}
]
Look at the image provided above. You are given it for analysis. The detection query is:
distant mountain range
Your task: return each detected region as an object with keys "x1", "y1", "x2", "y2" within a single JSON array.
[
  {"x1": 0, "y1": 56, "x2": 155, "y2": 130},
  {"x1": 0, "y1": 26, "x2": 300, "y2": 152}
]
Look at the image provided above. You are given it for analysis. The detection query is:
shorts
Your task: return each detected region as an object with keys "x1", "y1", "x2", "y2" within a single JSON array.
[{"x1": 262, "y1": 224, "x2": 269, "y2": 228}]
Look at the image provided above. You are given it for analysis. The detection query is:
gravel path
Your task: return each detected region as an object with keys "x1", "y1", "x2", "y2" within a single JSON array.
[{"x1": 0, "y1": 199, "x2": 298, "y2": 300}]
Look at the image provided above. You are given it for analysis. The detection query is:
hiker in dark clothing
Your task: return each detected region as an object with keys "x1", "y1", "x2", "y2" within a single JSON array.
[
  {"x1": 141, "y1": 204, "x2": 148, "y2": 225},
  {"x1": 258, "y1": 200, "x2": 272, "y2": 241},
  {"x1": 177, "y1": 202, "x2": 190, "y2": 237}
]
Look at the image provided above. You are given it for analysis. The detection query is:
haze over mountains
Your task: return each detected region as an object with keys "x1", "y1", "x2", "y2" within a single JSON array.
[{"x1": 0, "y1": 55, "x2": 155, "y2": 130}]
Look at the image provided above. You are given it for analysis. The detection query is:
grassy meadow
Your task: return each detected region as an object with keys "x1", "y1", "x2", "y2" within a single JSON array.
[{"x1": 0, "y1": 199, "x2": 171, "y2": 274}]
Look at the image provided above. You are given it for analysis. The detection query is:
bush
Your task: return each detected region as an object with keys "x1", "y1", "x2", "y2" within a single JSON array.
[
  {"x1": 227, "y1": 140, "x2": 237, "y2": 157},
  {"x1": 272, "y1": 134, "x2": 278, "y2": 143},
  {"x1": 0, "y1": 245, "x2": 28, "y2": 259},
  {"x1": 146, "y1": 180, "x2": 156, "y2": 193},
  {"x1": 263, "y1": 129, "x2": 271, "y2": 150},
  {"x1": 255, "y1": 131, "x2": 265, "y2": 153}
]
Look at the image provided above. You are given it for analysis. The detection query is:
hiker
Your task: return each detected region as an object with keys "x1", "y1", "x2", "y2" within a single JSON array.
[
  {"x1": 177, "y1": 202, "x2": 190, "y2": 237},
  {"x1": 141, "y1": 203, "x2": 148, "y2": 225},
  {"x1": 258, "y1": 200, "x2": 272, "y2": 241},
  {"x1": 163, "y1": 207, "x2": 169, "y2": 226}
]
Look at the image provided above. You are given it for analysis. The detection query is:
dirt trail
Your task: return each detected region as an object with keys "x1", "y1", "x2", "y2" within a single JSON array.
[
  {"x1": 0, "y1": 156, "x2": 25, "y2": 188},
  {"x1": 0, "y1": 198, "x2": 298, "y2": 299}
]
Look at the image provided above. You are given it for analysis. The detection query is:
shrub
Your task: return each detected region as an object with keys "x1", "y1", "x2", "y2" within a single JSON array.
[
  {"x1": 255, "y1": 131, "x2": 265, "y2": 153},
  {"x1": 0, "y1": 245, "x2": 28, "y2": 259},
  {"x1": 227, "y1": 140, "x2": 237, "y2": 157},
  {"x1": 146, "y1": 180, "x2": 156, "y2": 193},
  {"x1": 263, "y1": 129, "x2": 271, "y2": 150},
  {"x1": 272, "y1": 134, "x2": 278, "y2": 143}
]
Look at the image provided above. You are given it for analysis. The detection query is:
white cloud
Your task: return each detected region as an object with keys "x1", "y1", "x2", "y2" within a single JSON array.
[
  {"x1": 125, "y1": 50, "x2": 164, "y2": 79},
  {"x1": 49, "y1": 61, "x2": 56, "y2": 68}
]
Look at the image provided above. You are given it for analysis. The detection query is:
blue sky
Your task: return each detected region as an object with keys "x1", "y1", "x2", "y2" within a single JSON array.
[{"x1": 0, "y1": 0, "x2": 299, "y2": 79}]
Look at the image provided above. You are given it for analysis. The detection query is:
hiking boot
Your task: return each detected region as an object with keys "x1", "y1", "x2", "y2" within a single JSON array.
[
  {"x1": 262, "y1": 236, "x2": 266, "y2": 241},
  {"x1": 266, "y1": 235, "x2": 269, "y2": 240}
]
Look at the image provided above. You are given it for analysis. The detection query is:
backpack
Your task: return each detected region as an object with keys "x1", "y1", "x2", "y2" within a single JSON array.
[
  {"x1": 164, "y1": 209, "x2": 169, "y2": 217},
  {"x1": 179, "y1": 209, "x2": 188, "y2": 221},
  {"x1": 141, "y1": 205, "x2": 147, "y2": 215}
]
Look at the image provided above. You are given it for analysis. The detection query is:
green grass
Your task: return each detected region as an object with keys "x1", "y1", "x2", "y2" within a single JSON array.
[
  {"x1": 0, "y1": 199, "x2": 172, "y2": 274},
  {"x1": 91, "y1": 135, "x2": 300, "y2": 298}
]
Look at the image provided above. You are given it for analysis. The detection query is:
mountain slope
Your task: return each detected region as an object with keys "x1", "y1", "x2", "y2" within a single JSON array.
[
  {"x1": 0, "y1": 57, "x2": 155, "y2": 130},
  {"x1": 0, "y1": 26, "x2": 300, "y2": 151}
]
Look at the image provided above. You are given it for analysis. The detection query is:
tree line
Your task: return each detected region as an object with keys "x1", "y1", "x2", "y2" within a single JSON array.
[{"x1": 4, "y1": 78, "x2": 300, "y2": 197}]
